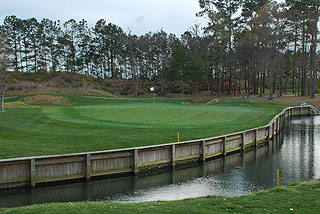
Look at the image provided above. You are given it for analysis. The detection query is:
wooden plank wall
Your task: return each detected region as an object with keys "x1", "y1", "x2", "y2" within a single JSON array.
[{"x1": 0, "y1": 106, "x2": 315, "y2": 190}]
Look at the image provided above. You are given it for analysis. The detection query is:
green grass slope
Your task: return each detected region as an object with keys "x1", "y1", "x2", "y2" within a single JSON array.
[
  {"x1": 0, "y1": 95, "x2": 285, "y2": 159},
  {"x1": 2, "y1": 180, "x2": 320, "y2": 213}
]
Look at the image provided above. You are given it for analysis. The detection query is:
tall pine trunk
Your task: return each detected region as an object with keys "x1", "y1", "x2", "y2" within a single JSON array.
[
  {"x1": 301, "y1": 20, "x2": 307, "y2": 96},
  {"x1": 0, "y1": 70, "x2": 4, "y2": 112},
  {"x1": 310, "y1": 11, "x2": 318, "y2": 99},
  {"x1": 292, "y1": 24, "x2": 297, "y2": 95},
  {"x1": 0, "y1": 86, "x2": 3, "y2": 112}
]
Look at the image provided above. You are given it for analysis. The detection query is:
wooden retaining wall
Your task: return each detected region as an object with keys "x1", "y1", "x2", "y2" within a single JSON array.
[{"x1": 0, "y1": 106, "x2": 315, "y2": 190}]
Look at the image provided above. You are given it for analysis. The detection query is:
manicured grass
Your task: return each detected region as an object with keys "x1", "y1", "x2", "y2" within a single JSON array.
[
  {"x1": 0, "y1": 95, "x2": 286, "y2": 159},
  {"x1": 2, "y1": 180, "x2": 320, "y2": 213}
]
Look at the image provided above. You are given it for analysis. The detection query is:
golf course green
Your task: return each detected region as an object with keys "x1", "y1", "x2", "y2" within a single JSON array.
[{"x1": 0, "y1": 95, "x2": 284, "y2": 159}]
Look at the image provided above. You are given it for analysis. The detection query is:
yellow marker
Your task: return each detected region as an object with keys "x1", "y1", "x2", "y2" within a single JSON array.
[
  {"x1": 177, "y1": 132, "x2": 180, "y2": 142},
  {"x1": 277, "y1": 169, "x2": 280, "y2": 189},
  {"x1": 273, "y1": 108, "x2": 275, "y2": 116}
]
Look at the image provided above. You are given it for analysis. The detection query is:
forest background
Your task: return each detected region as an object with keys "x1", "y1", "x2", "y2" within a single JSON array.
[{"x1": 0, "y1": 0, "x2": 319, "y2": 100}]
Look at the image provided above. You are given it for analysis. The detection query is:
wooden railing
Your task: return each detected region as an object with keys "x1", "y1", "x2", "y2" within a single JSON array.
[{"x1": 0, "y1": 106, "x2": 315, "y2": 190}]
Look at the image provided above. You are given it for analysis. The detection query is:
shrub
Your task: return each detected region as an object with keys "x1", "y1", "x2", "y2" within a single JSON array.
[
  {"x1": 101, "y1": 85, "x2": 114, "y2": 93},
  {"x1": 16, "y1": 85, "x2": 24, "y2": 90},
  {"x1": 5, "y1": 78, "x2": 17, "y2": 84},
  {"x1": 8, "y1": 85, "x2": 16, "y2": 91},
  {"x1": 56, "y1": 79, "x2": 69, "y2": 88},
  {"x1": 63, "y1": 75, "x2": 74, "y2": 83},
  {"x1": 32, "y1": 76, "x2": 42, "y2": 82},
  {"x1": 71, "y1": 80, "x2": 84, "y2": 88}
]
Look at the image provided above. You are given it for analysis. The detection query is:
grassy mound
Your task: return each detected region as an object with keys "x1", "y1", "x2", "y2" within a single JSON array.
[
  {"x1": 0, "y1": 95, "x2": 285, "y2": 159},
  {"x1": 2, "y1": 180, "x2": 320, "y2": 213},
  {"x1": 24, "y1": 95, "x2": 71, "y2": 106},
  {"x1": 3, "y1": 101, "x2": 35, "y2": 109}
]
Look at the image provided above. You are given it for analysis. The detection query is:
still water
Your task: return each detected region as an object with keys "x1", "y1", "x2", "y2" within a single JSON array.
[{"x1": 1, "y1": 116, "x2": 320, "y2": 207}]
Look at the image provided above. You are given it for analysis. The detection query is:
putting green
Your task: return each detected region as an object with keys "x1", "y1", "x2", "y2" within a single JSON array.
[
  {"x1": 42, "y1": 103, "x2": 252, "y2": 128},
  {"x1": 0, "y1": 96, "x2": 282, "y2": 159}
]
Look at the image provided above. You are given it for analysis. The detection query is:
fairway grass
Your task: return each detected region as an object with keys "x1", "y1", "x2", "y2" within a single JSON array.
[
  {"x1": 2, "y1": 180, "x2": 320, "y2": 213},
  {"x1": 0, "y1": 95, "x2": 285, "y2": 159}
]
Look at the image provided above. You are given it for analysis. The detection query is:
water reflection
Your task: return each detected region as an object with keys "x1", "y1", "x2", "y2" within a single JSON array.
[{"x1": 1, "y1": 116, "x2": 320, "y2": 207}]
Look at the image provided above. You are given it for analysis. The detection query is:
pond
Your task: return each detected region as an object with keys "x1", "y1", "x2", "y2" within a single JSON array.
[{"x1": 0, "y1": 116, "x2": 319, "y2": 207}]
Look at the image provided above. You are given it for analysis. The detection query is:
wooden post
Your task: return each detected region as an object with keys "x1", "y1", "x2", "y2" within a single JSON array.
[
  {"x1": 309, "y1": 106, "x2": 312, "y2": 115},
  {"x1": 133, "y1": 149, "x2": 139, "y2": 174},
  {"x1": 279, "y1": 116, "x2": 281, "y2": 132},
  {"x1": 255, "y1": 129, "x2": 258, "y2": 147},
  {"x1": 284, "y1": 110, "x2": 289, "y2": 124},
  {"x1": 277, "y1": 169, "x2": 280, "y2": 189},
  {"x1": 86, "y1": 153, "x2": 91, "y2": 181},
  {"x1": 200, "y1": 140, "x2": 206, "y2": 162},
  {"x1": 279, "y1": 115, "x2": 282, "y2": 132},
  {"x1": 267, "y1": 126, "x2": 270, "y2": 142},
  {"x1": 31, "y1": 158, "x2": 36, "y2": 187},
  {"x1": 172, "y1": 144, "x2": 176, "y2": 168},
  {"x1": 223, "y1": 137, "x2": 227, "y2": 156},
  {"x1": 241, "y1": 132, "x2": 245, "y2": 151},
  {"x1": 272, "y1": 122, "x2": 275, "y2": 138},
  {"x1": 284, "y1": 110, "x2": 287, "y2": 119},
  {"x1": 279, "y1": 115, "x2": 283, "y2": 130}
]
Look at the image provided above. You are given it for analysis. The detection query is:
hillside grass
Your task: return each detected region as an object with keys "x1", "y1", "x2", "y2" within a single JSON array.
[
  {"x1": 2, "y1": 179, "x2": 320, "y2": 213},
  {"x1": 0, "y1": 94, "x2": 288, "y2": 159}
]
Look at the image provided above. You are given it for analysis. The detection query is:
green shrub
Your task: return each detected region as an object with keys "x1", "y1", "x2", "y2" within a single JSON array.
[
  {"x1": 32, "y1": 76, "x2": 42, "y2": 82},
  {"x1": 16, "y1": 85, "x2": 24, "y2": 90},
  {"x1": 56, "y1": 79, "x2": 69, "y2": 88},
  {"x1": 104, "y1": 82, "x2": 112, "y2": 87},
  {"x1": 63, "y1": 75, "x2": 74, "y2": 83},
  {"x1": 8, "y1": 85, "x2": 16, "y2": 91},
  {"x1": 5, "y1": 77, "x2": 18, "y2": 84},
  {"x1": 94, "y1": 83, "x2": 100, "y2": 90},
  {"x1": 315, "y1": 85, "x2": 320, "y2": 94},
  {"x1": 72, "y1": 80, "x2": 84, "y2": 88},
  {"x1": 101, "y1": 85, "x2": 114, "y2": 93}
]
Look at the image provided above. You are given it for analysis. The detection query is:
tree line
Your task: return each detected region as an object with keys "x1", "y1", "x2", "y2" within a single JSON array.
[{"x1": 0, "y1": 0, "x2": 319, "y2": 98}]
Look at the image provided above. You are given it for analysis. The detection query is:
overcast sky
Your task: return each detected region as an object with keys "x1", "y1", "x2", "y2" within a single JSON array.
[{"x1": 0, "y1": 0, "x2": 207, "y2": 36}]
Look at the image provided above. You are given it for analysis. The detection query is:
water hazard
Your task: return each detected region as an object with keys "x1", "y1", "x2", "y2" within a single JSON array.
[{"x1": 1, "y1": 116, "x2": 320, "y2": 207}]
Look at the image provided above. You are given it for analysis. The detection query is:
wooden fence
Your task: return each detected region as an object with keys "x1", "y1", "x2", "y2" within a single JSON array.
[{"x1": 0, "y1": 106, "x2": 315, "y2": 190}]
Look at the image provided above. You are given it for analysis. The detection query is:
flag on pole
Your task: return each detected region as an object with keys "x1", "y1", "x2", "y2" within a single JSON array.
[{"x1": 150, "y1": 87, "x2": 154, "y2": 92}]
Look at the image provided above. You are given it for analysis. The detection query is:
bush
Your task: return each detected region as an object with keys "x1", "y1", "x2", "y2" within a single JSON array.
[
  {"x1": 94, "y1": 83, "x2": 100, "y2": 90},
  {"x1": 315, "y1": 85, "x2": 320, "y2": 94},
  {"x1": 5, "y1": 77, "x2": 18, "y2": 84},
  {"x1": 8, "y1": 85, "x2": 16, "y2": 91},
  {"x1": 56, "y1": 79, "x2": 69, "y2": 88},
  {"x1": 63, "y1": 75, "x2": 74, "y2": 83},
  {"x1": 71, "y1": 80, "x2": 84, "y2": 88},
  {"x1": 101, "y1": 85, "x2": 114, "y2": 94},
  {"x1": 120, "y1": 90, "x2": 129, "y2": 95},
  {"x1": 32, "y1": 76, "x2": 42, "y2": 82},
  {"x1": 16, "y1": 85, "x2": 24, "y2": 90}
]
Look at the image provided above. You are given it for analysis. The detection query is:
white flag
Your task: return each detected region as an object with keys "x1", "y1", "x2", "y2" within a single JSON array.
[{"x1": 150, "y1": 87, "x2": 154, "y2": 92}]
